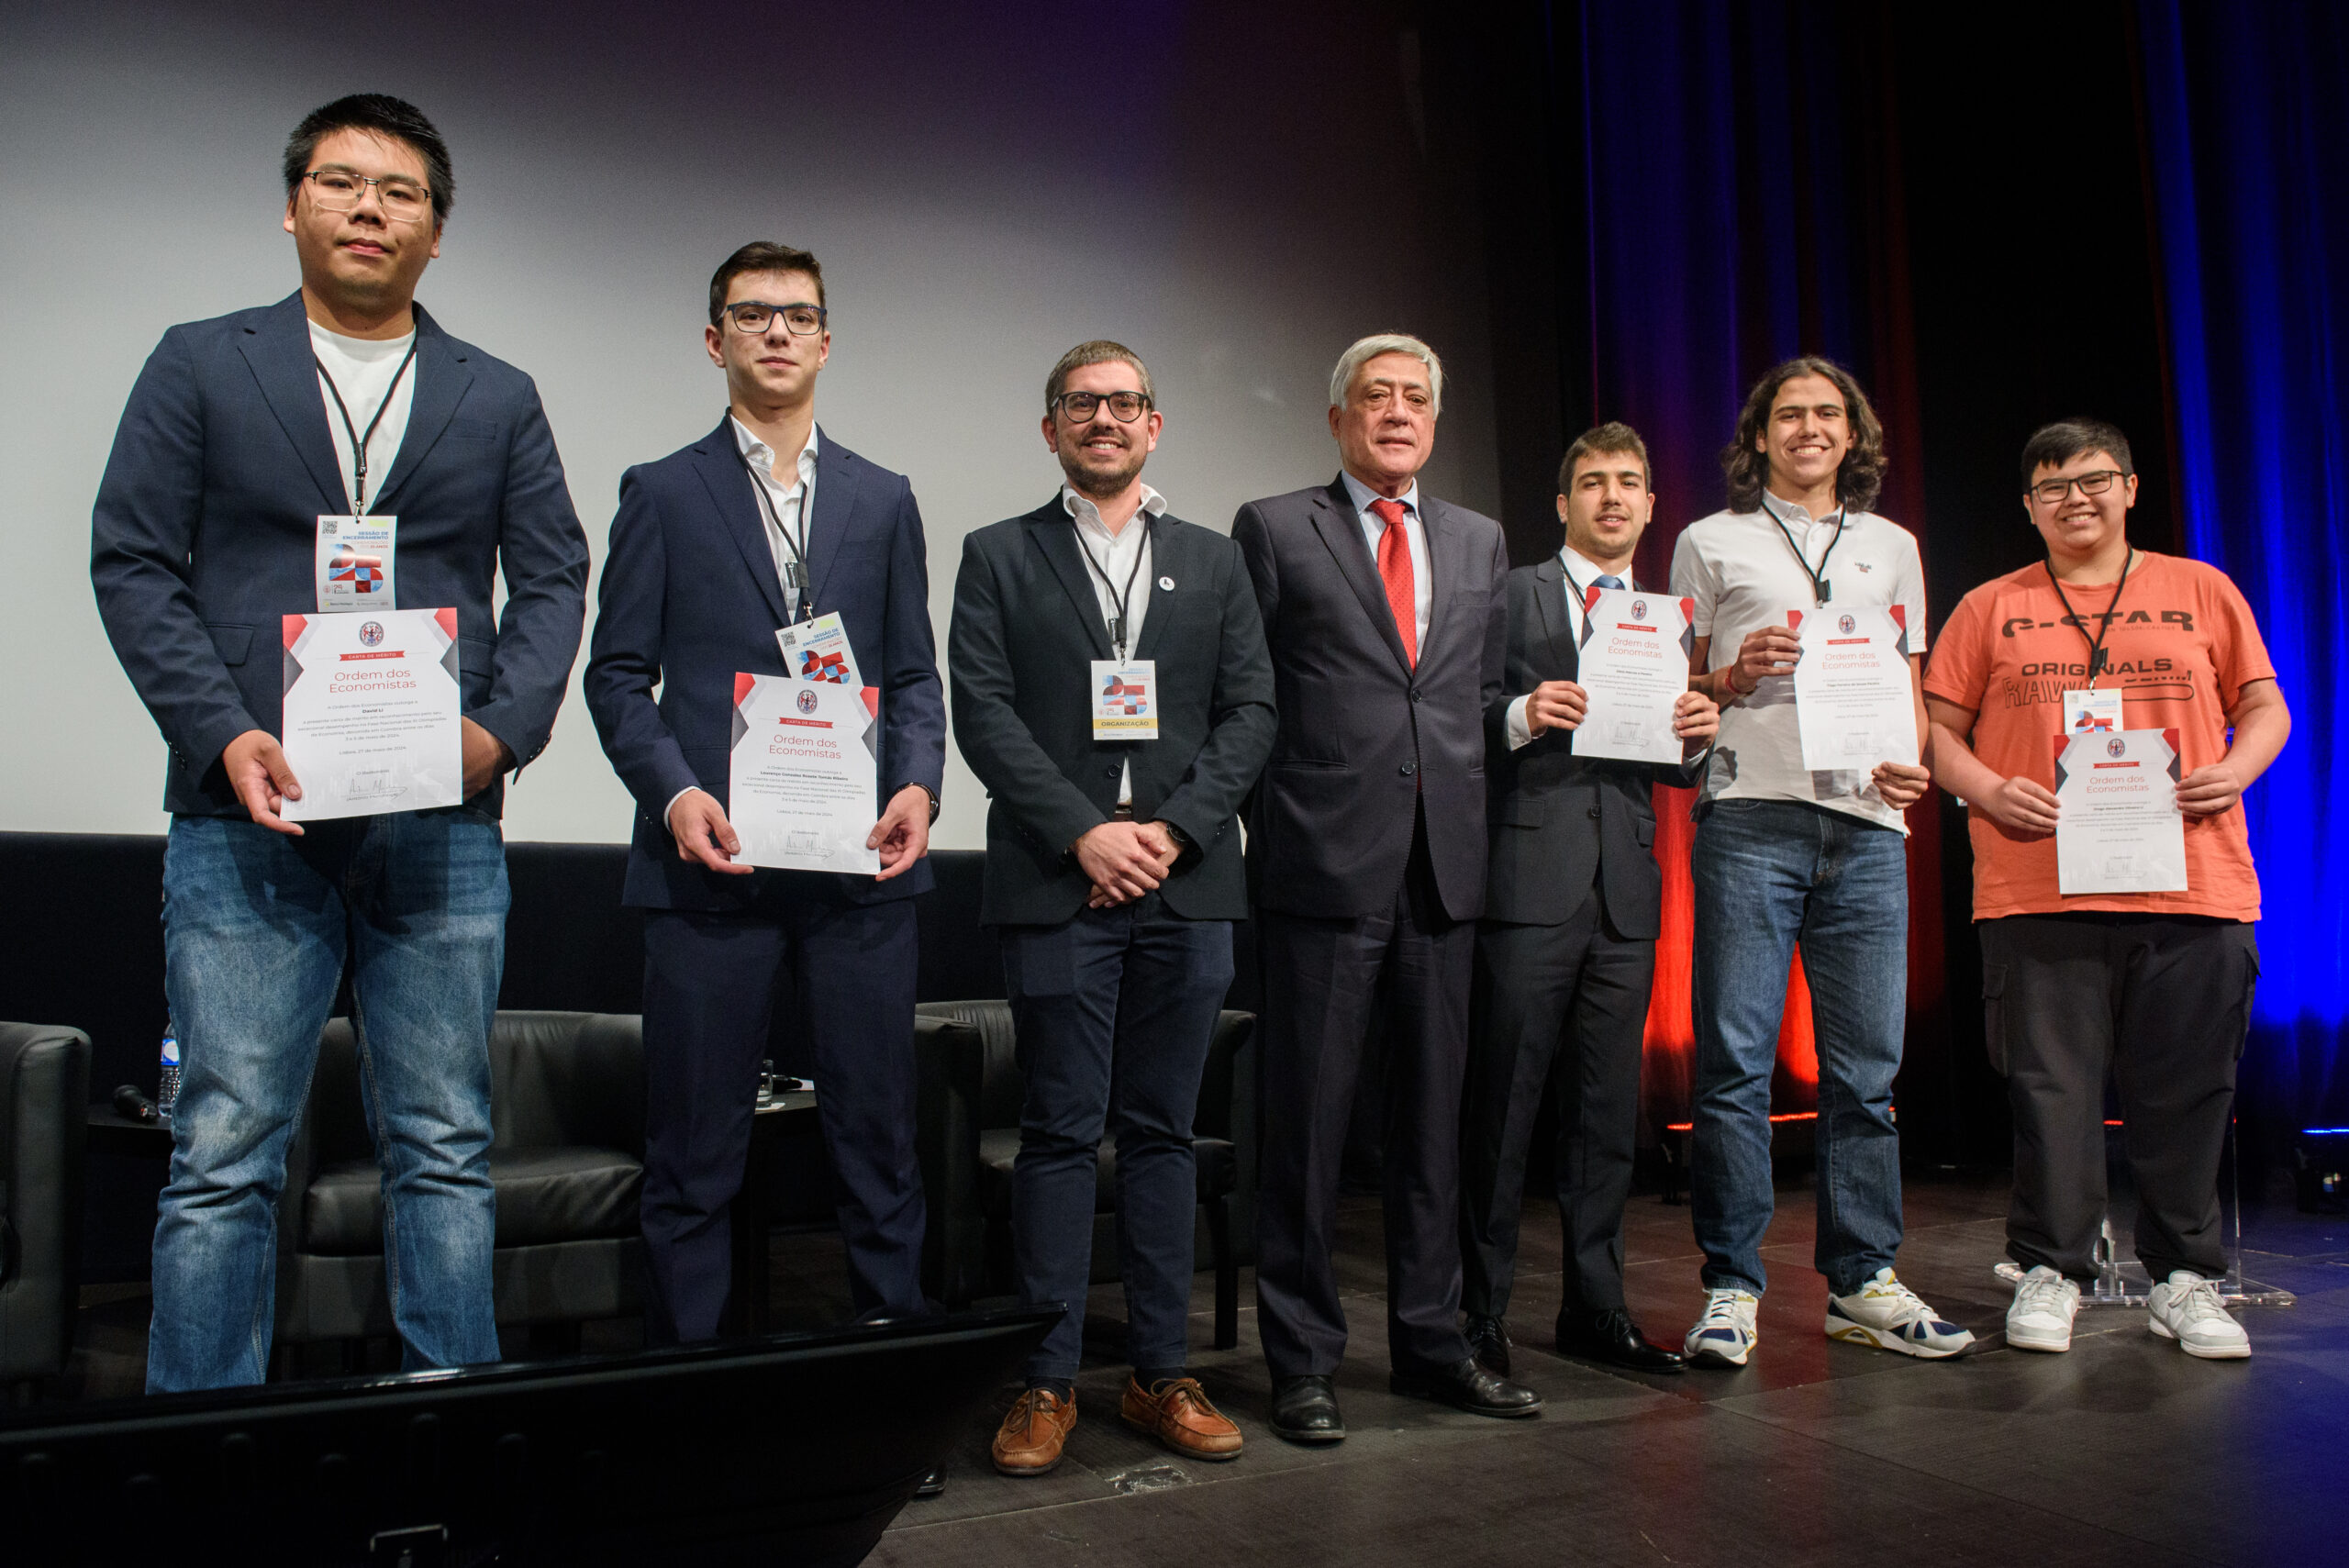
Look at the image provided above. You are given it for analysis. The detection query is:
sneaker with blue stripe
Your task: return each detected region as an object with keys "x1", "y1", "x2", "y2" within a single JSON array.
[
  {"x1": 1683, "y1": 1288, "x2": 1760, "y2": 1367},
  {"x1": 1825, "y1": 1268, "x2": 1976, "y2": 1359}
]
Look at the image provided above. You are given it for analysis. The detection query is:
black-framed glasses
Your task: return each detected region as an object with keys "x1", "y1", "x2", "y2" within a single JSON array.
[
  {"x1": 723, "y1": 301, "x2": 828, "y2": 336},
  {"x1": 2028, "y1": 469, "x2": 2129, "y2": 505},
  {"x1": 1052, "y1": 390, "x2": 1152, "y2": 423},
  {"x1": 302, "y1": 167, "x2": 433, "y2": 224}
]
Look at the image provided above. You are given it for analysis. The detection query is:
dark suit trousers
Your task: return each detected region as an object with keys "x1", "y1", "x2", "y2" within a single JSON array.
[
  {"x1": 1460, "y1": 884, "x2": 1654, "y2": 1318},
  {"x1": 640, "y1": 890, "x2": 927, "y2": 1342},
  {"x1": 1257, "y1": 810, "x2": 1476, "y2": 1377},
  {"x1": 1001, "y1": 895, "x2": 1233, "y2": 1382}
]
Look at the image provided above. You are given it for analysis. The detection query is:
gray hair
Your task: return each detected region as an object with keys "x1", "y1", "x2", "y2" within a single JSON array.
[{"x1": 1329, "y1": 333, "x2": 1444, "y2": 417}]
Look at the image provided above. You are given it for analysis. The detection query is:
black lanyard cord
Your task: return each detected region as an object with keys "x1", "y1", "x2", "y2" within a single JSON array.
[
  {"x1": 1074, "y1": 513, "x2": 1151, "y2": 659},
  {"x1": 742, "y1": 453, "x2": 815, "y2": 618},
  {"x1": 314, "y1": 334, "x2": 420, "y2": 513},
  {"x1": 2043, "y1": 550, "x2": 2138, "y2": 682},
  {"x1": 1760, "y1": 495, "x2": 1845, "y2": 606}
]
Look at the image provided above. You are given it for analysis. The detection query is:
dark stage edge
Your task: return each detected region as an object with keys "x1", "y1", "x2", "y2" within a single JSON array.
[{"x1": 874, "y1": 1173, "x2": 2347, "y2": 1568}]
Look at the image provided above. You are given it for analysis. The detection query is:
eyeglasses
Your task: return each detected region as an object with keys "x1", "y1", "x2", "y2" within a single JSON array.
[
  {"x1": 302, "y1": 167, "x2": 433, "y2": 224},
  {"x1": 1052, "y1": 391, "x2": 1151, "y2": 423},
  {"x1": 2028, "y1": 470, "x2": 2129, "y2": 505},
  {"x1": 722, "y1": 301, "x2": 828, "y2": 336}
]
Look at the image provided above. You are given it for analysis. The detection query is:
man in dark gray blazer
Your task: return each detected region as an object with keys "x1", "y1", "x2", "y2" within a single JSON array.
[
  {"x1": 90, "y1": 96, "x2": 588, "y2": 1390},
  {"x1": 952, "y1": 342, "x2": 1275, "y2": 1477},
  {"x1": 1459, "y1": 424, "x2": 1717, "y2": 1382},
  {"x1": 1233, "y1": 334, "x2": 1540, "y2": 1441}
]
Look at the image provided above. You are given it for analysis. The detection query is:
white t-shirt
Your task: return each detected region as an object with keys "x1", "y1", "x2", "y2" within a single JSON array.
[
  {"x1": 1669, "y1": 497, "x2": 1926, "y2": 831},
  {"x1": 310, "y1": 321, "x2": 417, "y2": 514}
]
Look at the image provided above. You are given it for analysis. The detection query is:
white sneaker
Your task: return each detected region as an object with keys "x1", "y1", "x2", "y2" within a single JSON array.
[
  {"x1": 1825, "y1": 1268, "x2": 1976, "y2": 1359},
  {"x1": 2005, "y1": 1265, "x2": 2081, "y2": 1352},
  {"x1": 2146, "y1": 1271, "x2": 2251, "y2": 1359},
  {"x1": 1684, "y1": 1288, "x2": 1760, "y2": 1367}
]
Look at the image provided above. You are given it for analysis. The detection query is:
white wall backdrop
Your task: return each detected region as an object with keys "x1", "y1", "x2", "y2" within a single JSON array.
[{"x1": 0, "y1": 0, "x2": 1499, "y2": 848}]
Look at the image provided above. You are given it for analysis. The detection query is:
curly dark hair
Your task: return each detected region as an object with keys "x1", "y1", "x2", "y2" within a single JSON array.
[{"x1": 1721, "y1": 356, "x2": 1887, "y2": 515}]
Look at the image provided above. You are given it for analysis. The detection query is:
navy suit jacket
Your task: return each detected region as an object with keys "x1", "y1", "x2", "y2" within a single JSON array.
[
  {"x1": 584, "y1": 416, "x2": 946, "y2": 910},
  {"x1": 1233, "y1": 476, "x2": 1508, "y2": 922},
  {"x1": 90, "y1": 293, "x2": 590, "y2": 817},
  {"x1": 949, "y1": 497, "x2": 1275, "y2": 926}
]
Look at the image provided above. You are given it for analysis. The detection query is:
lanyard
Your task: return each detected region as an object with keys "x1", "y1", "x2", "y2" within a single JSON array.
[
  {"x1": 2043, "y1": 550, "x2": 2137, "y2": 682},
  {"x1": 741, "y1": 453, "x2": 814, "y2": 619},
  {"x1": 1760, "y1": 495, "x2": 1844, "y2": 606},
  {"x1": 1558, "y1": 553, "x2": 1630, "y2": 636},
  {"x1": 314, "y1": 335, "x2": 419, "y2": 513},
  {"x1": 1074, "y1": 515, "x2": 1151, "y2": 659}
]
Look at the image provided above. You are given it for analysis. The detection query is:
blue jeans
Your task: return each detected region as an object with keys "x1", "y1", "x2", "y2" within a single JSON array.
[
  {"x1": 1689, "y1": 799, "x2": 1908, "y2": 1296},
  {"x1": 1001, "y1": 895, "x2": 1233, "y2": 1384},
  {"x1": 150, "y1": 808, "x2": 507, "y2": 1390}
]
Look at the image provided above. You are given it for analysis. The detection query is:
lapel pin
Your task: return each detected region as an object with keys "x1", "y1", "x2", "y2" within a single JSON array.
[{"x1": 1158, "y1": 576, "x2": 1175, "y2": 591}]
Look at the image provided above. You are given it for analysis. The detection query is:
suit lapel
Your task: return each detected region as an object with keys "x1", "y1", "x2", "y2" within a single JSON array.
[
  {"x1": 802, "y1": 426, "x2": 859, "y2": 616},
  {"x1": 691, "y1": 417, "x2": 791, "y2": 628},
  {"x1": 1419, "y1": 496, "x2": 1455, "y2": 660},
  {"x1": 238, "y1": 293, "x2": 346, "y2": 514},
  {"x1": 1027, "y1": 502, "x2": 1114, "y2": 660},
  {"x1": 368, "y1": 305, "x2": 470, "y2": 515},
  {"x1": 1308, "y1": 477, "x2": 1412, "y2": 674},
  {"x1": 1531, "y1": 556, "x2": 1580, "y2": 679}
]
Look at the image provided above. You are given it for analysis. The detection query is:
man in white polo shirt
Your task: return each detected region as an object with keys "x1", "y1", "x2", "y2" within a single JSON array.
[{"x1": 1668, "y1": 357, "x2": 1973, "y2": 1367}]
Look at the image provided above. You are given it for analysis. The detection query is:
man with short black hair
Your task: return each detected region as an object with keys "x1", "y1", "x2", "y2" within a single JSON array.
[
  {"x1": 1669, "y1": 357, "x2": 1972, "y2": 1367},
  {"x1": 92, "y1": 94, "x2": 589, "y2": 1390},
  {"x1": 584, "y1": 241, "x2": 944, "y2": 1348},
  {"x1": 1460, "y1": 423, "x2": 1717, "y2": 1378}
]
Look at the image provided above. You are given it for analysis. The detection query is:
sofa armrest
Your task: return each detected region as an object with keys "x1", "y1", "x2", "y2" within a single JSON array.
[
  {"x1": 0, "y1": 1022, "x2": 91, "y2": 1380},
  {"x1": 911, "y1": 1016, "x2": 985, "y2": 1309}
]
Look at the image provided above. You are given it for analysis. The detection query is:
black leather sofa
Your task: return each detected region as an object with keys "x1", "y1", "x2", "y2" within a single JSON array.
[{"x1": 2, "y1": 1022, "x2": 90, "y2": 1397}]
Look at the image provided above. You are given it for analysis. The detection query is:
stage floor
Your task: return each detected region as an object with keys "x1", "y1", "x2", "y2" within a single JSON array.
[{"x1": 874, "y1": 1170, "x2": 2348, "y2": 1568}]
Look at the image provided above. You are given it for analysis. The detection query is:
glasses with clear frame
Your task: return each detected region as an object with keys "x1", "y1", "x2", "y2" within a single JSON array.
[
  {"x1": 722, "y1": 302, "x2": 829, "y2": 337},
  {"x1": 1052, "y1": 391, "x2": 1151, "y2": 423},
  {"x1": 2029, "y1": 470, "x2": 2128, "y2": 505},
  {"x1": 301, "y1": 167, "x2": 433, "y2": 224}
]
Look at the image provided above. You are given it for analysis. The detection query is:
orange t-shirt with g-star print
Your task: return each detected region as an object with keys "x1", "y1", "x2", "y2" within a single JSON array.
[{"x1": 1923, "y1": 551, "x2": 2275, "y2": 922}]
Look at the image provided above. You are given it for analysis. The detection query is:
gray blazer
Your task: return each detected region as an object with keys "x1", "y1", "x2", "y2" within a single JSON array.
[
  {"x1": 1232, "y1": 476, "x2": 1508, "y2": 922},
  {"x1": 1481, "y1": 558, "x2": 1703, "y2": 936}
]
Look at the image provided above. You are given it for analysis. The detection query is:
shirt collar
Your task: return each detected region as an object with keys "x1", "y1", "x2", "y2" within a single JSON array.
[
  {"x1": 730, "y1": 416, "x2": 819, "y2": 487},
  {"x1": 1558, "y1": 544, "x2": 1630, "y2": 589},
  {"x1": 1061, "y1": 482, "x2": 1166, "y2": 541},
  {"x1": 1760, "y1": 488, "x2": 1843, "y2": 527},
  {"x1": 1341, "y1": 469, "x2": 1420, "y2": 522}
]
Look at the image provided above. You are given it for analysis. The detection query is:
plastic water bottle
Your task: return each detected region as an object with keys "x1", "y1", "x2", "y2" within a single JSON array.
[{"x1": 158, "y1": 1019, "x2": 182, "y2": 1123}]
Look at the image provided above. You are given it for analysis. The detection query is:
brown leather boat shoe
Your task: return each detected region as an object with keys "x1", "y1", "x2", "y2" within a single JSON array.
[
  {"x1": 991, "y1": 1387, "x2": 1077, "y2": 1476},
  {"x1": 1119, "y1": 1375, "x2": 1244, "y2": 1461}
]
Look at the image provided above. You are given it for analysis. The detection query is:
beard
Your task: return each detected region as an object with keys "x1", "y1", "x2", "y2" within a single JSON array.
[{"x1": 1066, "y1": 439, "x2": 1147, "y2": 500}]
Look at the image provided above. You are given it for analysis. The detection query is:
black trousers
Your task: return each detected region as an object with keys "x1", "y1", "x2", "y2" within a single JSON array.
[
  {"x1": 1978, "y1": 914, "x2": 2259, "y2": 1284},
  {"x1": 1461, "y1": 884, "x2": 1654, "y2": 1318},
  {"x1": 640, "y1": 888, "x2": 928, "y2": 1342},
  {"x1": 1256, "y1": 811, "x2": 1475, "y2": 1378}
]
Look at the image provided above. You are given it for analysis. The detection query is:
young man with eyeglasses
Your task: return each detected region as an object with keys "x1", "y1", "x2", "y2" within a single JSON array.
[
  {"x1": 1924, "y1": 418, "x2": 2288, "y2": 1359},
  {"x1": 584, "y1": 243, "x2": 945, "y2": 1350},
  {"x1": 91, "y1": 95, "x2": 589, "y2": 1390},
  {"x1": 949, "y1": 341, "x2": 1275, "y2": 1475},
  {"x1": 1668, "y1": 357, "x2": 1973, "y2": 1367}
]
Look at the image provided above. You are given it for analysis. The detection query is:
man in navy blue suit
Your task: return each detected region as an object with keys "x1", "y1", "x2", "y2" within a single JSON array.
[
  {"x1": 584, "y1": 243, "x2": 946, "y2": 1344},
  {"x1": 90, "y1": 95, "x2": 590, "y2": 1391}
]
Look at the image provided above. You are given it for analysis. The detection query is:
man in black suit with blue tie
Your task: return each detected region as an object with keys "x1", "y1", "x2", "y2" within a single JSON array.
[
  {"x1": 584, "y1": 243, "x2": 945, "y2": 1345},
  {"x1": 1458, "y1": 424, "x2": 1717, "y2": 1381},
  {"x1": 950, "y1": 342, "x2": 1275, "y2": 1476}
]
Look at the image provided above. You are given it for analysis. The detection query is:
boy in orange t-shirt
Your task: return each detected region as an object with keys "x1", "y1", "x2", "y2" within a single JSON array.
[{"x1": 1925, "y1": 418, "x2": 2290, "y2": 1361}]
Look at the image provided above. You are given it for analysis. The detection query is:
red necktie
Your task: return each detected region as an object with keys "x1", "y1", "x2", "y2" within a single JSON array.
[{"x1": 1370, "y1": 498, "x2": 1418, "y2": 666}]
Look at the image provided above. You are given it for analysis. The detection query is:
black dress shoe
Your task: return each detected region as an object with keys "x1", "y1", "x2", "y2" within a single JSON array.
[
  {"x1": 1269, "y1": 1374, "x2": 1347, "y2": 1443},
  {"x1": 1555, "y1": 1307, "x2": 1687, "y2": 1373},
  {"x1": 914, "y1": 1465, "x2": 946, "y2": 1497},
  {"x1": 1389, "y1": 1356, "x2": 1542, "y2": 1418},
  {"x1": 1464, "y1": 1313, "x2": 1512, "y2": 1377}
]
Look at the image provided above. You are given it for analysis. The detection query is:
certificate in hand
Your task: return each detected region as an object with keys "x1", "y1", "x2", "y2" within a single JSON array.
[
  {"x1": 279, "y1": 608, "x2": 462, "y2": 821},
  {"x1": 1570, "y1": 587, "x2": 1695, "y2": 764},
  {"x1": 1790, "y1": 606, "x2": 1918, "y2": 771},
  {"x1": 728, "y1": 673, "x2": 882, "y2": 874},
  {"x1": 2054, "y1": 727, "x2": 2188, "y2": 895}
]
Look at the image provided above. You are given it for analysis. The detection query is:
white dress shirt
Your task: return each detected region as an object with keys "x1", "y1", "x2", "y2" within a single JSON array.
[
  {"x1": 310, "y1": 321, "x2": 417, "y2": 513},
  {"x1": 1340, "y1": 470, "x2": 1432, "y2": 650},
  {"x1": 731, "y1": 417, "x2": 820, "y2": 623},
  {"x1": 1065, "y1": 482, "x2": 1169, "y2": 807},
  {"x1": 1505, "y1": 545, "x2": 1634, "y2": 751}
]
